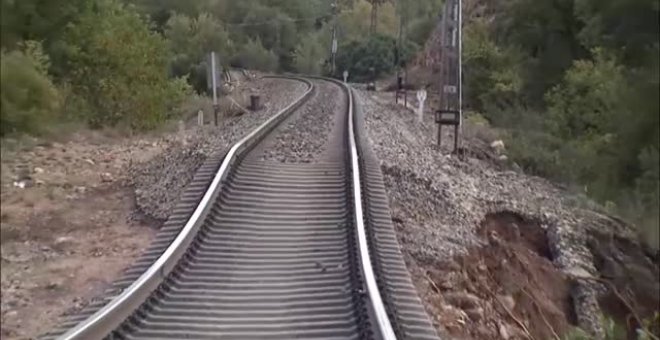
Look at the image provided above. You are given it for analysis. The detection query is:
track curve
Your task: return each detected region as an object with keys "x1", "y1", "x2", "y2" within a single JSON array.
[{"x1": 42, "y1": 76, "x2": 440, "y2": 340}]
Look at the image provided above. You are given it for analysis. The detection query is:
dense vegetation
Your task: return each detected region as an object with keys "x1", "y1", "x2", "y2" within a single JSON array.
[
  {"x1": 1, "y1": 0, "x2": 440, "y2": 135},
  {"x1": 463, "y1": 0, "x2": 659, "y2": 248},
  {"x1": 1, "y1": 0, "x2": 657, "y2": 247}
]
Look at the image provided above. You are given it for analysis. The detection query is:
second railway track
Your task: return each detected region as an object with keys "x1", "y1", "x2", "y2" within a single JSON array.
[{"x1": 43, "y1": 76, "x2": 439, "y2": 340}]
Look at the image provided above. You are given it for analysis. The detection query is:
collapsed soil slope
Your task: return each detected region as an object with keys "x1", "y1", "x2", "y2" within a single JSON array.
[{"x1": 357, "y1": 89, "x2": 659, "y2": 339}]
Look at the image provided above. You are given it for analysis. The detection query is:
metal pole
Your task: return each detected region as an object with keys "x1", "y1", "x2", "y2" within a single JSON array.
[
  {"x1": 211, "y1": 51, "x2": 219, "y2": 126},
  {"x1": 331, "y1": 0, "x2": 338, "y2": 76},
  {"x1": 457, "y1": 0, "x2": 463, "y2": 153}
]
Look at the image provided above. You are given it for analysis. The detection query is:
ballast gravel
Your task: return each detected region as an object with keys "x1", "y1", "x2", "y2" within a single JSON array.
[
  {"x1": 255, "y1": 81, "x2": 344, "y2": 163},
  {"x1": 130, "y1": 77, "x2": 307, "y2": 221}
]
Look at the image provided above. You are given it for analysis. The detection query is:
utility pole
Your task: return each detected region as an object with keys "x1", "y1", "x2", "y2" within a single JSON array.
[
  {"x1": 400, "y1": 0, "x2": 408, "y2": 106},
  {"x1": 395, "y1": 0, "x2": 407, "y2": 105},
  {"x1": 435, "y1": 0, "x2": 462, "y2": 153},
  {"x1": 331, "y1": 0, "x2": 338, "y2": 76},
  {"x1": 368, "y1": 0, "x2": 384, "y2": 34}
]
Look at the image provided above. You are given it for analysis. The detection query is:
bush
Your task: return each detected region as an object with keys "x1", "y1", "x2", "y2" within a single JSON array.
[
  {"x1": 62, "y1": 0, "x2": 190, "y2": 130},
  {"x1": 463, "y1": 18, "x2": 524, "y2": 113},
  {"x1": 165, "y1": 12, "x2": 233, "y2": 94},
  {"x1": 231, "y1": 38, "x2": 279, "y2": 72},
  {"x1": 1, "y1": 47, "x2": 60, "y2": 136},
  {"x1": 335, "y1": 34, "x2": 417, "y2": 81},
  {"x1": 292, "y1": 32, "x2": 326, "y2": 75}
]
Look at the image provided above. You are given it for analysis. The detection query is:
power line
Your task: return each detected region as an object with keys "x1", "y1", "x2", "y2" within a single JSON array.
[{"x1": 224, "y1": 14, "x2": 330, "y2": 27}]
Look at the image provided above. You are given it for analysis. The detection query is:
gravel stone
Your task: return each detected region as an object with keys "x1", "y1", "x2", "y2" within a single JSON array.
[
  {"x1": 130, "y1": 78, "x2": 307, "y2": 220},
  {"x1": 256, "y1": 81, "x2": 344, "y2": 163}
]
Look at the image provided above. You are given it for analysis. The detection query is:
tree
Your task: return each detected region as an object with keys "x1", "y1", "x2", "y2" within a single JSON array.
[
  {"x1": 165, "y1": 12, "x2": 232, "y2": 93},
  {"x1": 292, "y1": 32, "x2": 327, "y2": 75},
  {"x1": 239, "y1": 5, "x2": 298, "y2": 70},
  {"x1": 62, "y1": 0, "x2": 190, "y2": 129},
  {"x1": 336, "y1": 34, "x2": 403, "y2": 81},
  {"x1": 232, "y1": 38, "x2": 279, "y2": 71},
  {"x1": 0, "y1": 0, "x2": 91, "y2": 48},
  {"x1": 1, "y1": 44, "x2": 60, "y2": 136}
]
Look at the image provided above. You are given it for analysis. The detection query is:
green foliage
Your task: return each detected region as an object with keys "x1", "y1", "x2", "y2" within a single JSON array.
[
  {"x1": 292, "y1": 32, "x2": 327, "y2": 75},
  {"x1": 1, "y1": 46, "x2": 60, "y2": 136},
  {"x1": 546, "y1": 49, "x2": 626, "y2": 140},
  {"x1": 468, "y1": 0, "x2": 659, "y2": 250},
  {"x1": 463, "y1": 18, "x2": 524, "y2": 113},
  {"x1": 336, "y1": 34, "x2": 417, "y2": 80},
  {"x1": 165, "y1": 12, "x2": 232, "y2": 93},
  {"x1": 0, "y1": 0, "x2": 91, "y2": 48},
  {"x1": 62, "y1": 0, "x2": 190, "y2": 130},
  {"x1": 232, "y1": 38, "x2": 279, "y2": 72}
]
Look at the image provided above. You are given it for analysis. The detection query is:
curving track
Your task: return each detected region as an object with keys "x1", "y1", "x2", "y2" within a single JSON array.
[{"x1": 42, "y1": 76, "x2": 439, "y2": 340}]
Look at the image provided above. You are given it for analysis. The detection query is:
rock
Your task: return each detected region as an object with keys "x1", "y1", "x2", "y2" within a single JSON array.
[
  {"x1": 100, "y1": 172, "x2": 113, "y2": 182},
  {"x1": 490, "y1": 140, "x2": 505, "y2": 154},
  {"x1": 565, "y1": 266, "x2": 593, "y2": 280},
  {"x1": 13, "y1": 180, "x2": 33, "y2": 189},
  {"x1": 84, "y1": 158, "x2": 95, "y2": 165},
  {"x1": 499, "y1": 323, "x2": 511, "y2": 339},
  {"x1": 464, "y1": 307, "x2": 484, "y2": 321},
  {"x1": 497, "y1": 154, "x2": 508, "y2": 161},
  {"x1": 35, "y1": 179, "x2": 45, "y2": 186},
  {"x1": 74, "y1": 186, "x2": 87, "y2": 194},
  {"x1": 444, "y1": 291, "x2": 481, "y2": 309},
  {"x1": 45, "y1": 281, "x2": 61, "y2": 290},
  {"x1": 34, "y1": 167, "x2": 44, "y2": 174},
  {"x1": 55, "y1": 236, "x2": 74, "y2": 245},
  {"x1": 498, "y1": 294, "x2": 516, "y2": 311}
]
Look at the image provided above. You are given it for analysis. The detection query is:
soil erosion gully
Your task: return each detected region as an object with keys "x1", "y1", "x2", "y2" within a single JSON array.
[{"x1": 43, "y1": 76, "x2": 439, "y2": 340}]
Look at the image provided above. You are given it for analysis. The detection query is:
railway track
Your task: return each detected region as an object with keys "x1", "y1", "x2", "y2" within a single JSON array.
[{"x1": 43, "y1": 76, "x2": 439, "y2": 340}]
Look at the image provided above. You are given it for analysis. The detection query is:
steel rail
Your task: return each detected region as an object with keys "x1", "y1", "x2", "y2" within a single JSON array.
[
  {"x1": 57, "y1": 76, "x2": 313, "y2": 340},
  {"x1": 340, "y1": 78, "x2": 397, "y2": 340}
]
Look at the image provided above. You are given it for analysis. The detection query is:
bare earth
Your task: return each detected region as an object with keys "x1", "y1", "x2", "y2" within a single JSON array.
[{"x1": 0, "y1": 132, "x2": 170, "y2": 339}]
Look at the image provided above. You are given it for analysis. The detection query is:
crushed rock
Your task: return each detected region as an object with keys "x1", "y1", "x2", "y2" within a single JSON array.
[
  {"x1": 129, "y1": 78, "x2": 307, "y2": 220},
  {"x1": 256, "y1": 81, "x2": 343, "y2": 163}
]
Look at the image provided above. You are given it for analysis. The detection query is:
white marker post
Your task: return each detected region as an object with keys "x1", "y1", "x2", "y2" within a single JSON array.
[
  {"x1": 211, "y1": 51, "x2": 219, "y2": 126},
  {"x1": 197, "y1": 110, "x2": 204, "y2": 126},
  {"x1": 343, "y1": 70, "x2": 349, "y2": 83},
  {"x1": 416, "y1": 89, "x2": 427, "y2": 123}
]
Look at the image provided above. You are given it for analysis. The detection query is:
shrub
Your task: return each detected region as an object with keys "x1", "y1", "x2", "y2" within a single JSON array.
[
  {"x1": 62, "y1": 0, "x2": 190, "y2": 130},
  {"x1": 0, "y1": 47, "x2": 60, "y2": 136},
  {"x1": 335, "y1": 34, "x2": 417, "y2": 81},
  {"x1": 232, "y1": 38, "x2": 279, "y2": 72},
  {"x1": 292, "y1": 32, "x2": 326, "y2": 75}
]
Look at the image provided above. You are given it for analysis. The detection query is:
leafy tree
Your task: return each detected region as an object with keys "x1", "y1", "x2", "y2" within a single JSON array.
[
  {"x1": 0, "y1": 0, "x2": 91, "y2": 48},
  {"x1": 165, "y1": 12, "x2": 232, "y2": 93},
  {"x1": 62, "y1": 0, "x2": 190, "y2": 129},
  {"x1": 293, "y1": 32, "x2": 327, "y2": 75},
  {"x1": 463, "y1": 18, "x2": 524, "y2": 113},
  {"x1": 232, "y1": 38, "x2": 279, "y2": 72},
  {"x1": 336, "y1": 34, "x2": 394, "y2": 81},
  {"x1": 495, "y1": 0, "x2": 587, "y2": 104},
  {"x1": 1, "y1": 44, "x2": 60, "y2": 136}
]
